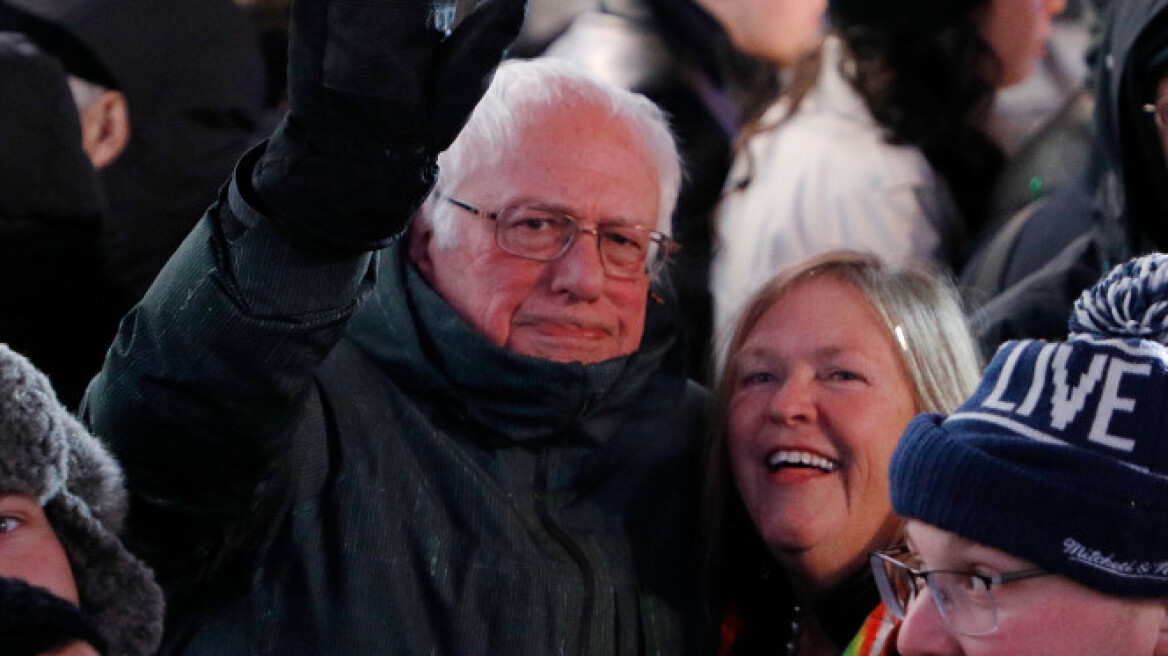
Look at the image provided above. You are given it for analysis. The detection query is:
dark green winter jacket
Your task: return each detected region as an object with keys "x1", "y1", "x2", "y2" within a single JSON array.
[{"x1": 83, "y1": 148, "x2": 711, "y2": 655}]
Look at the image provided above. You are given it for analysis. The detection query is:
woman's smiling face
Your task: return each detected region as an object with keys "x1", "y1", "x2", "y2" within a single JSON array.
[{"x1": 727, "y1": 275, "x2": 917, "y2": 591}]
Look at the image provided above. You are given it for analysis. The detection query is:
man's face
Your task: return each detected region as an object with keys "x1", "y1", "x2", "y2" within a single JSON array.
[
  {"x1": 896, "y1": 520, "x2": 1168, "y2": 656},
  {"x1": 0, "y1": 495, "x2": 78, "y2": 604},
  {"x1": 412, "y1": 104, "x2": 660, "y2": 364}
]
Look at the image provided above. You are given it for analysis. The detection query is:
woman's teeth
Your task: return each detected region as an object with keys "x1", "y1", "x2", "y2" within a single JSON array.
[{"x1": 767, "y1": 450, "x2": 839, "y2": 473}]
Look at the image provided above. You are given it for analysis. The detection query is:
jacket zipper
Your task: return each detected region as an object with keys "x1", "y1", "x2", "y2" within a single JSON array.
[{"x1": 535, "y1": 447, "x2": 595, "y2": 656}]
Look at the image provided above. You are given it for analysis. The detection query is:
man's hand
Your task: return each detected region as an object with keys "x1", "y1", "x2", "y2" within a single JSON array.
[{"x1": 253, "y1": 0, "x2": 528, "y2": 252}]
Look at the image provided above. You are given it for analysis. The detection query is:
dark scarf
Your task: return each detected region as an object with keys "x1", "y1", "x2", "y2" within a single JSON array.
[{"x1": 725, "y1": 562, "x2": 882, "y2": 655}]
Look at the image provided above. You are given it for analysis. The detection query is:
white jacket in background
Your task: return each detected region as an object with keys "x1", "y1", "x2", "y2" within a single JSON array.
[{"x1": 710, "y1": 36, "x2": 960, "y2": 335}]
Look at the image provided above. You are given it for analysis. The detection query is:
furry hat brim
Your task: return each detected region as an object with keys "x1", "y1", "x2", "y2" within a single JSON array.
[{"x1": 0, "y1": 344, "x2": 163, "y2": 655}]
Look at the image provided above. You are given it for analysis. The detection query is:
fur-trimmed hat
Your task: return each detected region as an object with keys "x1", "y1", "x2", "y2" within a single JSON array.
[
  {"x1": 0, "y1": 344, "x2": 163, "y2": 655},
  {"x1": 829, "y1": 0, "x2": 984, "y2": 32},
  {"x1": 891, "y1": 253, "x2": 1168, "y2": 598}
]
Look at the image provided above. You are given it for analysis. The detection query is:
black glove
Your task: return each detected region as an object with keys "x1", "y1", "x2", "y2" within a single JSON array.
[{"x1": 253, "y1": 0, "x2": 528, "y2": 252}]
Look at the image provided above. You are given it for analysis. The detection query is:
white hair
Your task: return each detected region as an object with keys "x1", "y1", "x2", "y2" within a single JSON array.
[{"x1": 423, "y1": 57, "x2": 682, "y2": 249}]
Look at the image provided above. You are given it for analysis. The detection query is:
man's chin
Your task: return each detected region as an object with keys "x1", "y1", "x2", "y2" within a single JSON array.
[{"x1": 508, "y1": 328, "x2": 630, "y2": 365}]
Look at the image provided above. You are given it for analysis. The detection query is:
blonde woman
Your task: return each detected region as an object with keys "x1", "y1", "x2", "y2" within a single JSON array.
[{"x1": 707, "y1": 251, "x2": 980, "y2": 655}]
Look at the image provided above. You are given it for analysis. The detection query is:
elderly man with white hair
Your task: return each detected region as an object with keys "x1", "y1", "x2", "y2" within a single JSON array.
[{"x1": 82, "y1": 1, "x2": 709, "y2": 654}]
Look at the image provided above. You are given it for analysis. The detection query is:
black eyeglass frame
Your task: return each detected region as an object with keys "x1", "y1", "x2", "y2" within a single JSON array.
[
  {"x1": 870, "y1": 544, "x2": 1049, "y2": 637},
  {"x1": 440, "y1": 195, "x2": 678, "y2": 280}
]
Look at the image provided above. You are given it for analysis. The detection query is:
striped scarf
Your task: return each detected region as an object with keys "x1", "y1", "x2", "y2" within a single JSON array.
[{"x1": 841, "y1": 602, "x2": 899, "y2": 656}]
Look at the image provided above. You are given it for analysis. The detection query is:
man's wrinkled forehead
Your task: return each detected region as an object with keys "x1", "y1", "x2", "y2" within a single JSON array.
[{"x1": 490, "y1": 107, "x2": 660, "y2": 217}]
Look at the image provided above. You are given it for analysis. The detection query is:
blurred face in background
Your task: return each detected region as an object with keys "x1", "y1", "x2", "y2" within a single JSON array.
[
  {"x1": 975, "y1": 0, "x2": 1066, "y2": 87},
  {"x1": 695, "y1": 0, "x2": 828, "y2": 67},
  {"x1": 1154, "y1": 75, "x2": 1168, "y2": 169},
  {"x1": 726, "y1": 276, "x2": 916, "y2": 593}
]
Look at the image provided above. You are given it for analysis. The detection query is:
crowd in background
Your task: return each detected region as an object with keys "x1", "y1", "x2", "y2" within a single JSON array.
[
  {"x1": 4, "y1": 0, "x2": 1168, "y2": 655},
  {"x1": 0, "y1": 0, "x2": 1109, "y2": 398}
]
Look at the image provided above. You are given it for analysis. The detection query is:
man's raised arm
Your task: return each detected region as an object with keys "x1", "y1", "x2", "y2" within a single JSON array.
[{"x1": 81, "y1": 0, "x2": 526, "y2": 591}]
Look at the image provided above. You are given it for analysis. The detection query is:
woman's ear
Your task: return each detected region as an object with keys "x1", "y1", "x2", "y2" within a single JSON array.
[{"x1": 78, "y1": 90, "x2": 130, "y2": 170}]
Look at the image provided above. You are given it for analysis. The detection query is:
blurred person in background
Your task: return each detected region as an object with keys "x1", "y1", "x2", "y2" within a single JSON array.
[
  {"x1": 2, "y1": 0, "x2": 265, "y2": 302},
  {"x1": 0, "y1": 21, "x2": 128, "y2": 409},
  {"x1": 963, "y1": 0, "x2": 1168, "y2": 353},
  {"x1": 233, "y1": 0, "x2": 293, "y2": 136},
  {"x1": 708, "y1": 0, "x2": 1065, "y2": 335}
]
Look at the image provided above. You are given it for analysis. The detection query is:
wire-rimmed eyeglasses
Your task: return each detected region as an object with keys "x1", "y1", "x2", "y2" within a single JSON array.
[
  {"x1": 870, "y1": 545, "x2": 1049, "y2": 637},
  {"x1": 1143, "y1": 96, "x2": 1168, "y2": 129},
  {"x1": 441, "y1": 195, "x2": 678, "y2": 280}
]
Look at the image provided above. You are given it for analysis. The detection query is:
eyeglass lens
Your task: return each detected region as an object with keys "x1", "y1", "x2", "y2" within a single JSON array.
[
  {"x1": 495, "y1": 207, "x2": 664, "y2": 278},
  {"x1": 871, "y1": 553, "x2": 1000, "y2": 637}
]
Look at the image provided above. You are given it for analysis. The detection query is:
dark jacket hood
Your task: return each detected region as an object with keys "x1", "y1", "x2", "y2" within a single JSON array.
[
  {"x1": 2, "y1": 0, "x2": 266, "y2": 297},
  {"x1": 3, "y1": 0, "x2": 264, "y2": 130},
  {"x1": 346, "y1": 241, "x2": 689, "y2": 445},
  {"x1": 0, "y1": 32, "x2": 101, "y2": 225},
  {"x1": 1094, "y1": 0, "x2": 1168, "y2": 252}
]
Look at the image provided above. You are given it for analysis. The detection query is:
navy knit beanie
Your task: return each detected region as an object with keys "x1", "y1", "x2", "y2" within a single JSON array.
[
  {"x1": 891, "y1": 253, "x2": 1168, "y2": 598},
  {"x1": 829, "y1": 0, "x2": 985, "y2": 32}
]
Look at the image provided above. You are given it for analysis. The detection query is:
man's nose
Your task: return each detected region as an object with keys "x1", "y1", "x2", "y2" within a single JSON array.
[
  {"x1": 896, "y1": 587, "x2": 962, "y2": 656},
  {"x1": 547, "y1": 229, "x2": 607, "y2": 300}
]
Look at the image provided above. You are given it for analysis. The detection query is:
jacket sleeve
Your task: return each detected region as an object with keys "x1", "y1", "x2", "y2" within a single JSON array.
[
  {"x1": 968, "y1": 232, "x2": 1106, "y2": 354},
  {"x1": 80, "y1": 144, "x2": 381, "y2": 592}
]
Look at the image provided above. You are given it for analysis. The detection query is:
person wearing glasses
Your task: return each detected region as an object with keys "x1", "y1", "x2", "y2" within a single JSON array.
[
  {"x1": 873, "y1": 252, "x2": 1168, "y2": 655},
  {"x1": 706, "y1": 251, "x2": 981, "y2": 655},
  {"x1": 966, "y1": 0, "x2": 1168, "y2": 351},
  {"x1": 80, "y1": 0, "x2": 712, "y2": 654}
]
